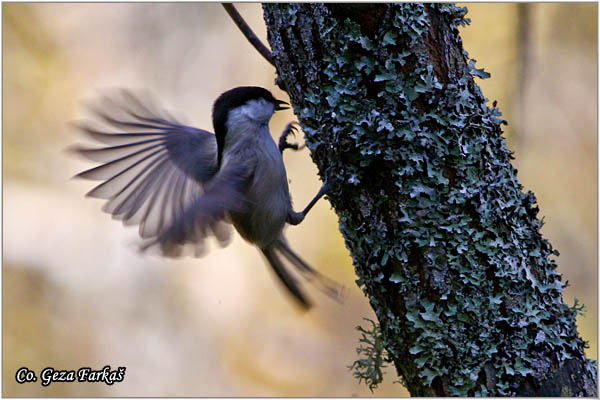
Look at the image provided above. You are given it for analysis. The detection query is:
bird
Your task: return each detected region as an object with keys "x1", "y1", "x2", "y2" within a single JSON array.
[{"x1": 72, "y1": 86, "x2": 342, "y2": 309}]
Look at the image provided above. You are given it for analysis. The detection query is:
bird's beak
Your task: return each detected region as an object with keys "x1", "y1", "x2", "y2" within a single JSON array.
[{"x1": 275, "y1": 99, "x2": 289, "y2": 111}]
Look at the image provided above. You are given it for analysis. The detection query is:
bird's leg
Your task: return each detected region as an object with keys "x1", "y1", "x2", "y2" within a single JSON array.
[
  {"x1": 287, "y1": 181, "x2": 331, "y2": 225},
  {"x1": 279, "y1": 122, "x2": 306, "y2": 153}
]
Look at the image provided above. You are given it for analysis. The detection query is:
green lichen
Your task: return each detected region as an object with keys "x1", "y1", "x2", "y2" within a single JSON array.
[
  {"x1": 561, "y1": 385, "x2": 573, "y2": 397},
  {"x1": 264, "y1": 3, "x2": 597, "y2": 396},
  {"x1": 348, "y1": 318, "x2": 389, "y2": 392}
]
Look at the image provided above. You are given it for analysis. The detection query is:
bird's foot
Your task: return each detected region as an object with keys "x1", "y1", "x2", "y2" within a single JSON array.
[{"x1": 279, "y1": 122, "x2": 305, "y2": 153}]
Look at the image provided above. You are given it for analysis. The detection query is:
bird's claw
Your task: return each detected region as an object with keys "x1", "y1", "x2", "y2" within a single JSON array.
[{"x1": 279, "y1": 122, "x2": 305, "y2": 153}]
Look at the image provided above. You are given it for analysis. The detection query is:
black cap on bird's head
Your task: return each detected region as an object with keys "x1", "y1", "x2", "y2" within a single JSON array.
[{"x1": 212, "y1": 86, "x2": 289, "y2": 166}]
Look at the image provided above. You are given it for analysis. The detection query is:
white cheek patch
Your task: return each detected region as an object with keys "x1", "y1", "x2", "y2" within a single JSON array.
[
  {"x1": 240, "y1": 99, "x2": 274, "y2": 121},
  {"x1": 223, "y1": 99, "x2": 275, "y2": 150}
]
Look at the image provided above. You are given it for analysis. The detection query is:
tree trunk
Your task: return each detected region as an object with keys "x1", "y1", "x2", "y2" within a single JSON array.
[{"x1": 263, "y1": 3, "x2": 597, "y2": 397}]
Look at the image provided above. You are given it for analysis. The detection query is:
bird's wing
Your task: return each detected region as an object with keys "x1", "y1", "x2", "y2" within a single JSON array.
[
  {"x1": 72, "y1": 90, "x2": 231, "y2": 254},
  {"x1": 145, "y1": 154, "x2": 256, "y2": 257}
]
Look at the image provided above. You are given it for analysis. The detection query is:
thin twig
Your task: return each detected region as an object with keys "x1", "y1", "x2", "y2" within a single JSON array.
[{"x1": 222, "y1": 3, "x2": 275, "y2": 66}]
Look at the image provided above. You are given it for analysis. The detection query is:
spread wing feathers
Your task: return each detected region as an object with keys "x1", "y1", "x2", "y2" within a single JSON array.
[
  {"x1": 72, "y1": 90, "x2": 231, "y2": 251},
  {"x1": 144, "y1": 158, "x2": 255, "y2": 258}
]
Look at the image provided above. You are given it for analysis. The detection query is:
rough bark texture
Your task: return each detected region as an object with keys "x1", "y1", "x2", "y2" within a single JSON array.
[{"x1": 263, "y1": 3, "x2": 597, "y2": 397}]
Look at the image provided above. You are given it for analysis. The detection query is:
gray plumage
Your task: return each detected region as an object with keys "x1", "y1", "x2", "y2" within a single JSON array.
[{"x1": 72, "y1": 87, "x2": 341, "y2": 309}]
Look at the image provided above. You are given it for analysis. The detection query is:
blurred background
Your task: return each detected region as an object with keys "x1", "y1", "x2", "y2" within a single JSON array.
[{"x1": 3, "y1": 3, "x2": 596, "y2": 397}]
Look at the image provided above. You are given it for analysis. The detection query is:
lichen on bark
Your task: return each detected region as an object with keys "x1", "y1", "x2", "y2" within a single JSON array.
[{"x1": 263, "y1": 3, "x2": 597, "y2": 396}]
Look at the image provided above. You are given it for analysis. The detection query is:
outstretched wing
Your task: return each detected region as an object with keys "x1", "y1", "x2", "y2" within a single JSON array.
[
  {"x1": 72, "y1": 90, "x2": 231, "y2": 255},
  {"x1": 147, "y1": 156, "x2": 256, "y2": 257}
]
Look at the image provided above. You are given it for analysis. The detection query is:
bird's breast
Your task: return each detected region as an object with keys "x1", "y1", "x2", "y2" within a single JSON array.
[{"x1": 229, "y1": 138, "x2": 291, "y2": 248}]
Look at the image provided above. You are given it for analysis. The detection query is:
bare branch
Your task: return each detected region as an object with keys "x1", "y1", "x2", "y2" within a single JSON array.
[{"x1": 222, "y1": 3, "x2": 274, "y2": 66}]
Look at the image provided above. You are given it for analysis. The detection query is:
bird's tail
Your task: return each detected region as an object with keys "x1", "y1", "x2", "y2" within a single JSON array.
[
  {"x1": 261, "y1": 238, "x2": 344, "y2": 309},
  {"x1": 262, "y1": 246, "x2": 312, "y2": 309}
]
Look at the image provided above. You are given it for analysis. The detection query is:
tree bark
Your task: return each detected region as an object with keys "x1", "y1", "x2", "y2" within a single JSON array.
[{"x1": 263, "y1": 3, "x2": 597, "y2": 397}]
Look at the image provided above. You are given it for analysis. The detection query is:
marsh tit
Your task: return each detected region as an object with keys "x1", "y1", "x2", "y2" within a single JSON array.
[{"x1": 73, "y1": 86, "x2": 341, "y2": 309}]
